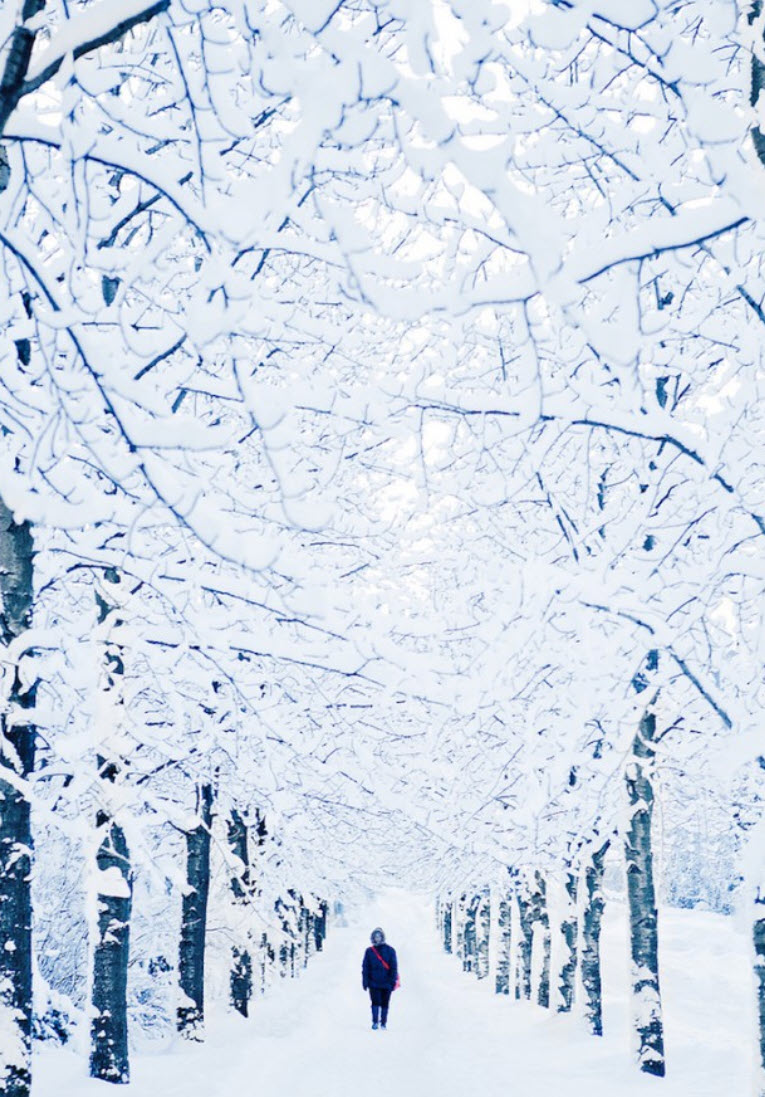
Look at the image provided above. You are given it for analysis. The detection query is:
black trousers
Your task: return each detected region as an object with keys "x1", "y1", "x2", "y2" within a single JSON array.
[{"x1": 369, "y1": 987, "x2": 391, "y2": 1023}]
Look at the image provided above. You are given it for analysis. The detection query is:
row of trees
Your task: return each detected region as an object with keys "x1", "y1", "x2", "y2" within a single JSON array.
[{"x1": 0, "y1": 0, "x2": 763, "y2": 1092}]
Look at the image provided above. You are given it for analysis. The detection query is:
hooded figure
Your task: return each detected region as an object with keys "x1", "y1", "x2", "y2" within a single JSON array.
[{"x1": 362, "y1": 927, "x2": 398, "y2": 1029}]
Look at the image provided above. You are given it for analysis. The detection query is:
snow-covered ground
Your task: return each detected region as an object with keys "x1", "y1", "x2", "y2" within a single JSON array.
[{"x1": 35, "y1": 891, "x2": 753, "y2": 1096}]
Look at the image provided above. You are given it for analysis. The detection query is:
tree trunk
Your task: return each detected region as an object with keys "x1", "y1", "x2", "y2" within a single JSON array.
[
  {"x1": 557, "y1": 871, "x2": 578, "y2": 1013},
  {"x1": 754, "y1": 903, "x2": 765, "y2": 1094},
  {"x1": 300, "y1": 899, "x2": 313, "y2": 968},
  {"x1": 495, "y1": 892, "x2": 512, "y2": 995},
  {"x1": 0, "y1": 502, "x2": 35, "y2": 1097},
  {"x1": 90, "y1": 812, "x2": 132, "y2": 1083},
  {"x1": 534, "y1": 873, "x2": 551, "y2": 1008},
  {"x1": 276, "y1": 893, "x2": 296, "y2": 979},
  {"x1": 91, "y1": 571, "x2": 132, "y2": 1083},
  {"x1": 314, "y1": 900, "x2": 328, "y2": 952},
  {"x1": 625, "y1": 707, "x2": 665, "y2": 1076},
  {"x1": 455, "y1": 894, "x2": 466, "y2": 963},
  {"x1": 516, "y1": 874, "x2": 550, "y2": 1005},
  {"x1": 463, "y1": 893, "x2": 479, "y2": 973},
  {"x1": 581, "y1": 841, "x2": 609, "y2": 1036},
  {"x1": 516, "y1": 890, "x2": 533, "y2": 1000},
  {"x1": 178, "y1": 783, "x2": 214, "y2": 1037},
  {"x1": 227, "y1": 809, "x2": 252, "y2": 1017},
  {"x1": 443, "y1": 900, "x2": 453, "y2": 954},
  {"x1": 476, "y1": 889, "x2": 490, "y2": 980}
]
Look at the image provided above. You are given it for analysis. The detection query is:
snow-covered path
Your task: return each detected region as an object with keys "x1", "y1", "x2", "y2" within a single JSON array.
[{"x1": 37, "y1": 890, "x2": 750, "y2": 1097}]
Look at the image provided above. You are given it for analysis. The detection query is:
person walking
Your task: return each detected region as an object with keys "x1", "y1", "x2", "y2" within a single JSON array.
[{"x1": 362, "y1": 927, "x2": 398, "y2": 1030}]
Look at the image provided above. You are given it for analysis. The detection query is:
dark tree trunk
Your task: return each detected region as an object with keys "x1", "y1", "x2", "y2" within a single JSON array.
[
  {"x1": 582, "y1": 841, "x2": 609, "y2": 1036},
  {"x1": 455, "y1": 894, "x2": 466, "y2": 963},
  {"x1": 90, "y1": 571, "x2": 133, "y2": 1083},
  {"x1": 476, "y1": 889, "x2": 490, "y2": 980},
  {"x1": 516, "y1": 874, "x2": 550, "y2": 1005},
  {"x1": 516, "y1": 890, "x2": 533, "y2": 1000},
  {"x1": 557, "y1": 871, "x2": 578, "y2": 1013},
  {"x1": 90, "y1": 814, "x2": 132, "y2": 1084},
  {"x1": 495, "y1": 892, "x2": 512, "y2": 995},
  {"x1": 443, "y1": 900, "x2": 453, "y2": 954},
  {"x1": 534, "y1": 873, "x2": 551, "y2": 1009},
  {"x1": 276, "y1": 894, "x2": 296, "y2": 979},
  {"x1": 304, "y1": 903, "x2": 315, "y2": 966},
  {"x1": 754, "y1": 903, "x2": 765, "y2": 1090},
  {"x1": 227, "y1": 809, "x2": 252, "y2": 1017},
  {"x1": 0, "y1": 499, "x2": 35, "y2": 1097},
  {"x1": 625, "y1": 708, "x2": 665, "y2": 1077},
  {"x1": 463, "y1": 893, "x2": 479, "y2": 973},
  {"x1": 259, "y1": 931, "x2": 273, "y2": 992},
  {"x1": 178, "y1": 783, "x2": 214, "y2": 1037},
  {"x1": 314, "y1": 900, "x2": 328, "y2": 952}
]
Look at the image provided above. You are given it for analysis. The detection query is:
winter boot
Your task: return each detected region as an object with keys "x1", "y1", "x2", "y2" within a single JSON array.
[
  {"x1": 381, "y1": 1009, "x2": 388, "y2": 1030},
  {"x1": 372, "y1": 1005, "x2": 379, "y2": 1029}
]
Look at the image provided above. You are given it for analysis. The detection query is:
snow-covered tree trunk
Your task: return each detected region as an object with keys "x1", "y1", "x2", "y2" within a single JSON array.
[
  {"x1": 534, "y1": 873, "x2": 551, "y2": 1009},
  {"x1": 301, "y1": 900, "x2": 314, "y2": 968},
  {"x1": 495, "y1": 892, "x2": 512, "y2": 995},
  {"x1": 178, "y1": 783, "x2": 214, "y2": 1037},
  {"x1": 581, "y1": 841, "x2": 609, "y2": 1036},
  {"x1": 754, "y1": 898, "x2": 765, "y2": 1095},
  {"x1": 455, "y1": 895, "x2": 466, "y2": 963},
  {"x1": 259, "y1": 931, "x2": 273, "y2": 994},
  {"x1": 443, "y1": 898, "x2": 453, "y2": 954},
  {"x1": 516, "y1": 875, "x2": 550, "y2": 1005},
  {"x1": 276, "y1": 893, "x2": 299, "y2": 979},
  {"x1": 476, "y1": 889, "x2": 490, "y2": 981},
  {"x1": 90, "y1": 574, "x2": 132, "y2": 1084},
  {"x1": 463, "y1": 893, "x2": 479, "y2": 973},
  {"x1": 90, "y1": 804, "x2": 132, "y2": 1084},
  {"x1": 314, "y1": 901, "x2": 328, "y2": 952},
  {"x1": 516, "y1": 889, "x2": 534, "y2": 1000},
  {"x1": 625, "y1": 707, "x2": 665, "y2": 1077},
  {"x1": 0, "y1": 500, "x2": 35, "y2": 1097},
  {"x1": 227, "y1": 809, "x2": 252, "y2": 1017},
  {"x1": 557, "y1": 871, "x2": 578, "y2": 1013}
]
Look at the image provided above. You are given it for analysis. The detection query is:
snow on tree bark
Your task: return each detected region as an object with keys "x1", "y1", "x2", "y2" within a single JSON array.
[
  {"x1": 462, "y1": 893, "x2": 480, "y2": 974},
  {"x1": 754, "y1": 904, "x2": 765, "y2": 1094},
  {"x1": 443, "y1": 900, "x2": 453, "y2": 955},
  {"x1": 90, "y1": 811, "x2": 132, "y2": 1084},
  {"x1": 582, "y1": 841, "x2": 610, "y2": 1037},
  {"x1": 314, "y1": 901, "x2": 328, "y2": 953},
  {"x1": 476, "y1": 889, "x2": 490, "y2": 981},
  {"x1": 90, "y1": 573, "x2": 132, "y2": 1083},
  {"x1": 296, "y1": 900, "x2": 308, "y2": 969},
  {"x1": 495, "y1": 892, "x2": 512, "y2": 995},
  {"x1": 455, "y1": 894, "x2": 466, "y2": 965},
  {"x1": 178, "y1": 784, "x2": 214, "y2": 1038},
  {"x1": 0, "y1": 499, "x2": 35, "y2": 1097},
  {"x1": 557, "y1": 871, "x2": 578, "y2": 1013},
  {"x1": 227, "y1": 809, "x2": 252, "y2": 1018},
  {"x1": 516, "y1": 889, "x2": 534, "y2": 1001},
  {"x1": 516, "y1": 874, "x2": 550, "y2": 1005},
  {"x1": 534, "y1": 873, "x2": 551, "y2": 1009},
  {"x1": 625, "y1": 705, "x2": 665, "y2": 1077}
]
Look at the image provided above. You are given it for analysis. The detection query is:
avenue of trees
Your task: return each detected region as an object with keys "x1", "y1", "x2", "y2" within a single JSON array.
[{"x1": 0, "y1": 0, "x2": 763, "y2": 1094}]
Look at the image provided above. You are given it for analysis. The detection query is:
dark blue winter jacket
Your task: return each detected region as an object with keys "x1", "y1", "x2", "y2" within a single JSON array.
[{"x1": 362, "y1": 943, "x2": 397, "y2": 991}]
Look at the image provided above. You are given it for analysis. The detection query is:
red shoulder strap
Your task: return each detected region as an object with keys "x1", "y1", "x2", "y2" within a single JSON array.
[{"x1": 370, "y1": 946, "x2": 390, "y2": 970}]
